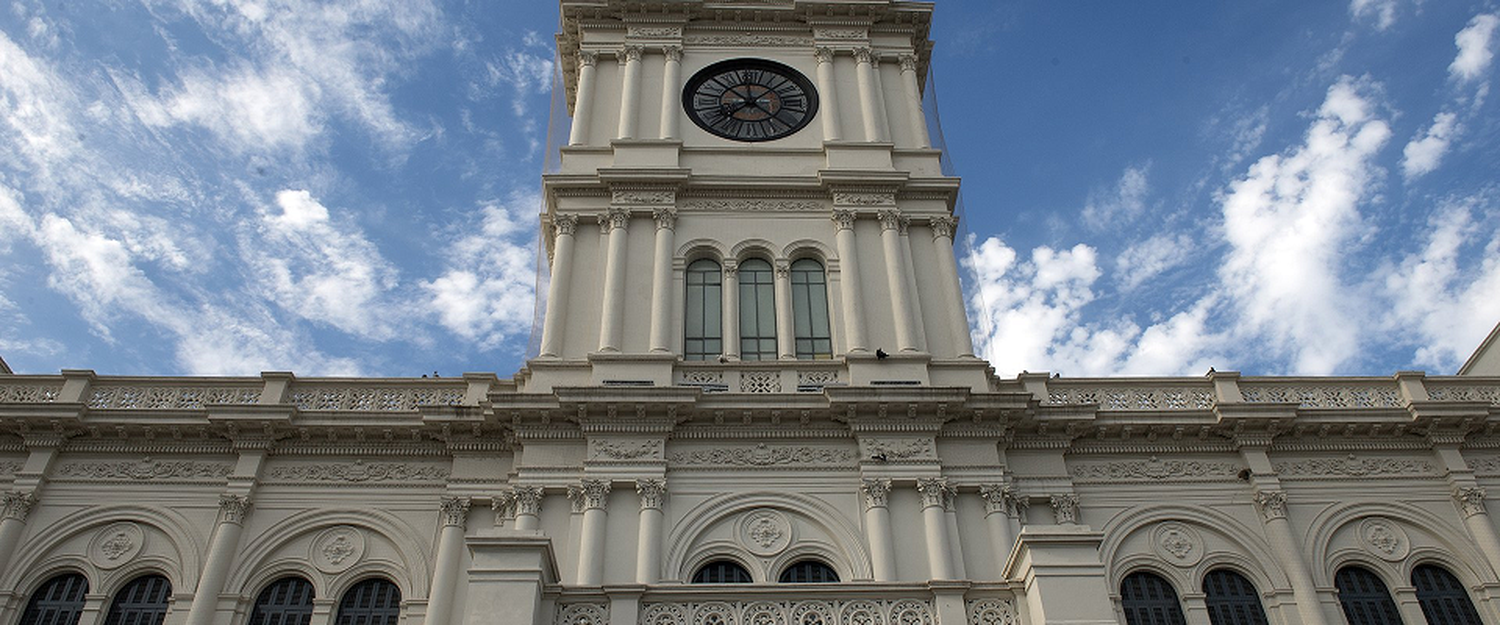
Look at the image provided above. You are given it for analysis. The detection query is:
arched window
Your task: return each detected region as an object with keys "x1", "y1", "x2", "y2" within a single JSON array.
[
  {"x1": 248, "y1": 577, "x2": 315, "y2": 625},
  {"x1": 1412, "y1": 564, "x2": 1482, "y2": 625},
  {"x1": 790, "y1": 259, "x2": 832, "y2": 359},
  {"x1": 691, "y1": 560, "x2": 753, "y2": 584},
  {"x1": 685, "y1": 259, "x2": 723, "y2": 361},
  {"x1": 19, "y1": 573, "x2": 88, "y2": 625},
  {"x1": 1335, "y1": 566, "x2": 1402, "y2": 625},
  {"x1": 737, "y1": 259, "x2": 777, "y2": 360},
  {"x1": 778, "y1": 560, "x2": 839, "y2": 583},
  {"x1": 1119, "y1": 571, "x2": 1186, "y2": 625},
  {"x1": 334, "y1": 578, "x2": 402, "y2": 625},
  {"x1": 1202, "y1": 569, "x2": 1268, "y2": 625},
  {"x1": 102, "y1": 574, "x2": 171, "y2": 625}
]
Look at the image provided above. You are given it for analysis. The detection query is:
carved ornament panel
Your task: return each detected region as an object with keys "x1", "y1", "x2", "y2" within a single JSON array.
[
  {"x1": 89, "y1": 522, "x2": 144, "y2": 569},
  {"x1": 311, "y1": 525, "x2": 366, "y2": 573}
]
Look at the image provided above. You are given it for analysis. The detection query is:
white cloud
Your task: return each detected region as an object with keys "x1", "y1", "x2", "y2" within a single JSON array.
[
  {"x1": 153, "y1": 67, "x2": 322, "y2": 153},
  {"x1": 1401, "y1": 111, "x2": 1458, "y2": 179},
  {"x1": 1215, "y1": 76, "x2": 1390, "y2": 374},
  {"x1": 1116, "y1": 233, "x2": 1195, "y2": 291},
  {"x1": 1349, "y1": 0, "x2": 1399, "y2": 30},
  {"x1": 1451, "y1": 14, "x2": 1500, "y2": 83},
  {"x1": 422, "y1": 193, "x2": 538, "y2": 349},
  {"x1": 1082, "y1": 163, "x2": 1150, "y2": 230}
]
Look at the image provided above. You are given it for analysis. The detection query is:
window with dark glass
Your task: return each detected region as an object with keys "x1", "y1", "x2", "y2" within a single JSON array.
[
  {"x1": 19, "y1": 573, "x2": 88, "y2": 625},
  {"x1": 102, "y1": 575, "x2": 171, "y2": 625},
  {"x1": 778, "y1": 560, "x2": 839, "y2": 583},
  {"x1": 1335, "y1": 566, "x2": 1402, "y2": 625},
  {"x1": 685, "y1": 259, "x2": 723, "y2": 360},
  {"x1": 790, "y1": 259, "x2": 832, "y2": 359},
  {"x1": 1120, "y1": 571, "x2": 1186, "y2": 625},
  {"x1": 691, "y1": 560, "x2": 753, "y2": 584},
  {"x1": 1202, "y1": 569, "x2": 1269, "y2": 625},
  {"x1": 334, "y1": 578, "x2": 402, "y2": 625},
  {"x1": 1412, "y1": 564, "x2": 1482, "y2": 625},
  {"x1": 248, "y1": 577, "x2": 316, "y2": 625},
  {"x1": 737, "y1": 259, "x2": 777, "y2": 360}
]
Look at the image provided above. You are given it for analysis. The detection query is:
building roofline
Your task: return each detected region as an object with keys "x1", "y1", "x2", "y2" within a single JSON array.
[
  {"x1": 1458, "y1": 318, "x2": 1500, "y2": 375},
  {"x1": 0, "y1": 354, "x2": 10, "y2": 375}
]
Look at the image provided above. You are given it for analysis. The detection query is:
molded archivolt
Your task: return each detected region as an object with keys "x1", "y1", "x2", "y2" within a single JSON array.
[
  {"x1": 677, "y1": 238, "x2": 731, "y2": 262},
  {"x1": 1099, "y1": 504, "x2": 1289, "y2": 594},
  {"x1": 2, "y1": 505, "x2": 204, "y2": 595},
  {"x1": 1307, "y1": 501, "x2": 1494, "y2": 588},
  {"x1": 226, "y1": 509, "x2": 432, "y2": 601},
  {"x1": 665, "y1": 492, "x2": 871, "y2": 583},
  {"x1": 781, "y1": 239, "x2": 837, "y2": 264}
]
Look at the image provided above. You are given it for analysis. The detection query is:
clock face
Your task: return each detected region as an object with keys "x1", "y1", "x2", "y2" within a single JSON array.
[{"x1": 683, "y1": 58, "x2": 818, "y2": 142}]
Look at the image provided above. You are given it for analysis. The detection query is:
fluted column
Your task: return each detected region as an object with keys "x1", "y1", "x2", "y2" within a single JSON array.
[
  {"x1": 897, "y1": 54, "x2": 930, "y2": 148},
  {"x1": 512, "y1": 486, "x2": 544, "y2": 531},
  {"x1": 1253, "y1": 490, "x2": 1328, "y2": 625},
  {"x1": 539, "y1": 214, "x2": 579, "y2": 358},
  {"x1": 916, "y1": 478, "x2": 955, "y2": 580},
  {"x1": 979, "y1": 485, "x2": 1015, "y2": 575},
  {"x1": 575, "y1": 479, "x2": 611, "y2": 585},
  {"x1": 774, "y1": 261, "x2": 795, "y2": 359},
  {"x1": 830, "y1": 210, "x2": 867, "y2": 352},
  {"x1": 184, "y1": 495, "x2": 251, "y2": 625},
  {"x1": 929, "y1": 217, "x2": 974, "y2": 357},
  {"x1": 878, "y1": 210, "x2": 919, "y2": 352},
  {"x1": 853, "y1": 47, "x2": 883, "y2": 142},
  {"x1": 859, "y1": 479, "x2": 897, "y2": 581},
  {"x1": 1453, "y1": 487, "x2": 1500, "y2": 576},
  {"x1": 598, "y1": 208, "x2": 630, "y2": 352},
  {"x1": 635, "y1": 479, "x2": 667, "y2": 584},
  {"x1": 423, "y1": 497, "x2": 470, "y2": 625},
  {"x1": 814, "y1": 47, "x2": 842, "y2": 141},
  {"x1": 617, "y1": 45, "x2": 644, "y2": 139},
  {"x1": 649, "y1": 209, "x2": 677, "y2": 353},
  {"x1": 0, "y1": 491, "x2": 38, "y2": 577},
  {"x1": 896, "y1": 216, "x2": 927, "y2": 352},
  {"x1": 659, "y1": 46, "x2": 682, "y2": 139},
  {"x1": 569, "y1": 51, "x2": 598, "y2": 145},
  {"x1": 721, "y1": 261, "x2": 741, "y2": 360}
]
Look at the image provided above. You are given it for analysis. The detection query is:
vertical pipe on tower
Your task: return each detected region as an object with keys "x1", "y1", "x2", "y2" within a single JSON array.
[
  {"x1": 539, "y1": 215, "x2": 579, "y2": 358},
  {"x1": 660, "y1": 46, "x2": 682, "y2": 140},
  {"x1": 597, "y1": 209, "x2": 630, "y2": 353},
  {"x1": 879, "y1": 210, "x2": 919, "y2": 352},
  {"x1": 898, "y1": 54, "x2": 930, "y2": 148},
  {"x1": 774, "y1": 261, "x2": 795, "y2": 360},
  {"x1": 722, "y1": 261, "x2": 741, "y2": 360},
  {"x1": 617, "y1": 46, "x2": 644, "y2": 139},
  {"x1": 568, "y1": 51, "x2": 598, "y2": 146},
  {"x1": 830, "y1": 210, "x2": 867, "y2": 353},
  {"x1": 929, "y1": 216, "x2": 974, "y2": 357},
  {"x1": 854, "y1": 48, "x2": 882, "y2": 142},
  {"x1": 814, "y1": 47, "x2": 842, "y2": 142},
  {"x1": 648, "y1": 209, "x2": 677, "y2": 353}
]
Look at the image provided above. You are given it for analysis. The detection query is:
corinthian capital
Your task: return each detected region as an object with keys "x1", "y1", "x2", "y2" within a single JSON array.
[
  {"x1": 652, "y1": 207, "x2": 677, "y2": 231},
  {"x1": 1050, "y1": 493, "x2": 1081, "y2": 524},
  {"x1": 439, "y1": 496, "x2": 471, "y2": 527},
  {"x1": 579, "y1": 479, "x2": 612, "y2": 511},
  {"x1": 929, "y1": 216, "x2": 958, "y2": 240},
  {"x1": 830, "y1": 209, "x2": 857, "y2": 232},
  {"x1": 621, "y1": 45, "x2": 644, "y2": 63},
  {"x1": 663, "y1": 45, "x2": 683, "y2": 63},
  {"x1": 1455, "y1": 486, "x2": 1488, "y2": 518},
  {"x1": 860, "y1": 478, "x2": 892, "y2": 510},
  {"x1": 854, "y1": 47, "x2": 874, "y2": 64},
  {"x1": 577, "y1": 50, "x2": 598, "y2": 68},
  {"x1": 218, "y1": 494, "x2": 252, "y2": 525},
  {"x1": 636, "y1": 478, "x2": 667, "y2": 511},
  {"x1": 915, "y1": 477, "x2": 949, "y2": 509},
  {"x1": 1, "y1": 490, "x2": 38, "y2": 521},
  {"x1": 815, "y1": 47, "x2": 835, "y2": 64},
  {"x1": 877, "y1": 210, "x2": 903, "y2": 232},
  {"x1": 513, "y1": 485, "x2": 544, "y2": 517},
  {"x1": 552, "y1": 213, "x2": 579, "y2": 237},
  {"x1": 898, "y1": 54, "x2": 919, "y2": 73},
  {"x1": 1253, "y1": 490, "x2": 1287, "y2": 522}
]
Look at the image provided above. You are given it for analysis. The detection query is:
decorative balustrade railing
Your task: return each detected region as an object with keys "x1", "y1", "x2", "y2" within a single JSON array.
[
  {"x1": 0, "y1": 381, "x2": 63, "y2": 403},
  {"x1": 87, "y1": 381, "x2": 263, "y2": 410},
  {"x1": 675, "y1": 364, "x2": 844, "y2": 393},
  {"x1": 1238, "y1": 379, "x2": 1403, "y2": 409},
  {"x1": 1044, "y1": 382, "x2": 1215, "y2": 411},
  {"x1": 553, "y1": 589, "x2": 1018, "y2": 625},
  {"x1": 0, "y1": 376, "x2": 470, "y2": 411},
  {"x1": 1425, "y1": 380, "x2": 1500, "y2": 405},
  {"x1": 287, "y1": 383, "x2": 465, "y2": 411}
]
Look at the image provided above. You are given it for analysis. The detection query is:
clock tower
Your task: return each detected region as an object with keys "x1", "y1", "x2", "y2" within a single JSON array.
[{"x1": 532, "y1": 0, "x2": 985, "y2": 394}]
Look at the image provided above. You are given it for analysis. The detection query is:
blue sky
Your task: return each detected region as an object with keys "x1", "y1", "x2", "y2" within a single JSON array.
[{"x1": 0, "y1": 1, "x2": 1496, "y2": 378}]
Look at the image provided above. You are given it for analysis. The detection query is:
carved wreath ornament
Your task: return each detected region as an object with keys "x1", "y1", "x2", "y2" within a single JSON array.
[
  {"x1": 1359, "y1": 517, "x2": 1409, "y2": 561},
  {"x1": 311, "y1": 526, "x2": 366, "y2": 573},
  {"x1": 1151, "y1": 522, "x2": 1204, "y2": 567},
  {"x1": 739, "y1": 509, "x2": 792, "y2": 556},
  {"x1": 89, "y1": 522, "x2": 144, "y2": 569}
]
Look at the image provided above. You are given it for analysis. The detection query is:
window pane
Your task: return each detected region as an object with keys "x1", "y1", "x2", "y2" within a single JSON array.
[
  {"x1": 19, "y1": 574, "x2": 88, "y2": 625},
  {"x1": 334, "y1": 579, "x2": 401, "y2": 625},
  {"x1": 1120, "y1": 572, "x2": 1186, "y2": 625},
  {"x1": 1202, "y1": 569, "x2": 1268, "y2": 625},
  {"x1": 685, "y1": 260, "x2": 723, "y2": 360},
  {"x1": 692, "y1": 560, "x2": 752, "y2": 584},
  {"x1": 103, "y1": 576, "x2": 171, "y2": 625},
  {"x1": 1335, "y1": 566, "x2": 1403, "y2": 625},
  {"x1": 249, "y1": 577, "x2": 315, "y2": 625},
  {"x1": 738, "y1": 259, "x2": 776, "y2": 360},
  {"x1": 790, "y1": 259, "x2": 832, "y2": 359},
  {"x1": 1412, "y1": 564, "x2": 1482, "y2": 625}
]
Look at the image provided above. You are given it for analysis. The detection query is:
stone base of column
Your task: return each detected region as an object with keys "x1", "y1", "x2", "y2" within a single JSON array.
[
  {"x1": 463, "y1": 535, "x2": 559, "y2": 625},
  {"x1": 1003, "y1": 526, "x2": 1115, "y2": 625}
]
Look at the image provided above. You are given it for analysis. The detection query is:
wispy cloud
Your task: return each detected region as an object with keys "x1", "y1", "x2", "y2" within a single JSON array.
[
  {"x1": 1349, "y1": 0, "x2": 1401, "y2": 31},
  {"x1": 1451, "y1": 14, "x2": 1499, "y2": 83},
  {"x1": 1401, "y1": 111, "x2": 1458, "y2": 179},
  {"x1": 422, "y1": 191, "x2": 538, "y2": 350},
  {"x1": 1082, "y1": 163, "x2": 1151, "y2": 230}
]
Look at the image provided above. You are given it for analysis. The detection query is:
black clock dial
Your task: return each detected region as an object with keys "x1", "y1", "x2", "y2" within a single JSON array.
[{"x1": 683, "y1": 58, "x2": 818, "y2": 142}]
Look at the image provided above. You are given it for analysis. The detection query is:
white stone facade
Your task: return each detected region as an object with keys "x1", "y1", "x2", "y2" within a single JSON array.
[{"x1": 1, "y1": 2, "x2": 1499, "y2": 625}]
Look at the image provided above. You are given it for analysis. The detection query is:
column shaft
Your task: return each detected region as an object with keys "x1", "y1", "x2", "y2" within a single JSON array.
[
  {"x1": 917, "y1": 479, "x2": 954, "y2": 580},
  {"x1": 897, "y1": 218, "x2": 927, "y2": 352},
  {"x1": 184, "y1": 497, "x2": 250, "y2": 625},
  {"x1": 1255, "y1": 492, "x2": 1327, "y2": 625},
  {"x1": 774, "y1": 262, "x2": 795, "y2": 359},
  {"x1": 659, "y1": 47, "x2": 682, "y2": 139},
  {"x1": 569, "y1": 52, "x2": 598, "y2": 146},
  {"x1": 831, "y1": 211, "x2": 867, "y2": 352},
  {"x1": 879, "y1": 211, "x2": 918, "y2": 351},
  {"x1": 576, "y1": 480, "x2": 611, "y2": 586},
  {"x1": 539, "y1": 216, "x2": 578, "y2": 358},
  {"x1": 930, "y1": 218, "x2": 974, "y2": 357},
  {"x1": 598, "y1": 210, "x2": 629, "y2": 352},
  {"x1": 648, "y1": 210, "x2": 677, "y2": 353},
  {"x1": 814, "y1": 48, "x2": 842, "y2": 141},
  {"x1": 868, "y1": 53, "x2": 891, "y2": 142},
  {"x1": 860, "y1": 479, "x2": 896, "y2": 582},
  {"x1": 0, "y1": 517, "x2": 23, "y2": 579},
  {"x1": 617, "y1": 46, "x2": 643, "y2": 139},
  {"x1": 1454, "y1": 488, "x2": 1500, "y2": 576},
  {"x1": 984, "y1": 511, "x2": 1013, "y2": 574},
  {"x1": 635, "y1": 479, "x2": 666, "y2": 584},
  {"x1": 898, "y1": 55, "x2": 930, "y2": 148},
  {"x1": 722, "y1": 263, "x2": 740, "y2": 359},
  {"x1": 854, "y1": 48, "x2": 882, "y2": 142},
  {"x1": 423, "y1": 498, "x2": 470, "y2": 625}
]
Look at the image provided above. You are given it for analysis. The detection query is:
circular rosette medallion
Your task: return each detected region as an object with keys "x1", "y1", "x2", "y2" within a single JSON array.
[
  {"x1": 89, "y1": 522, "x2": 145, "y2": 569},
  {"x1": 311, "y1": 525, "x2": 366, "y2": 573},
  {"x1": 1359, "y1": 517, "x2": 1409, "y2": 561},
  {"x1": 1151, "y1": 522, "x2": 1204, "y2": 567},
  {"x1": 738, "y1": 508, "x2": 793, "y2": 557}
]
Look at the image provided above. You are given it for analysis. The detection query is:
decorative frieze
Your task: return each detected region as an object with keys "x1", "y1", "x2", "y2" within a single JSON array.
[
  {"x1": 218, "y1": 494, "x2": 251, "y2": 524},
  {"x1": 265, "y1": 461, "x2": 449, "y2": 483},
  {"x1": 57, "y1": 458, "x2": 232, "y2": 481},
  {"x1": 578, "y1": 479, "x2": 611, "y2": 511},
  {"x1": 627, "y1": 26, "x2": 682, "y2": 39},
  {"x1": 814, "y1": 27, "x2": 866, "y2": 40},
  {"x1": 834, "y1": 191, "x2": 896, "y2": 207},
  {"x1": 1253, "y1": 490, "x2": 1287, "y2": 521},
  {"x1": 680, "y1": 199, "x2": 822, "y2": 212},
  {"x1": 1049, "y1": 494, "x2": 1081, "y2": 524},
  {"x1": 637, "y1": 598, "x2": 934, "y2": 625},
  {"x1": 0, "y1": 490, "x2": 36, "y2": 521},
  {"x1": 636, "y1": 479, "x2": 667, "y2": 510},
  {"x1": 668, "y1": 444, "x2": 853, "y2": 467},
  {"x1": 612, "y1": 189, "x2": 675, "y2": 205},
  {"x1": 860, "y1": 478, "x2": 892, "y2": 510},
  {"x1": 683, "y1": 34, "x2": 812, "y2": 47},
  {"x1": 591, "y1": 439, "x2": 663, "y2": 461},
  {"x1": 861, "y1": 437, "x2": 934, "y2": 462},
  {"x1": 1454, "y1": 486, "x2": 1488, "y2": 517},
  {"x1": 1069, "y1": 457, "x2": 1243, "y2": 482},
  {"x1": 439, "y1": 496, "x2": 471, "y2": 527},
  {"x1": 1273, "y1": 455, "x2": 1433, "y2": 478}
]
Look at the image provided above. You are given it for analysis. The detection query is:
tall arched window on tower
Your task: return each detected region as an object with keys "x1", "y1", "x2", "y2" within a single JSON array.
[
  {"x1": 334, "y1": 578, "x2": 402, "y2": 625},
  {"x1": 685, "y1": 259, "x2": 723, "y2": 360},
  {"x1": 248, "y1": 577, "x2": 316, "y2": 625},
  {"x1": 1335, "y1": 566, "x2": 1402, "y2": 625},
  {"x1": 790, "y1": 259, "x2": 832, "y2": 359},
  {"x1": 18, "y1": 573, "x2": 88, "y2": 625},
  {"x1": 102, "y1": 574, "x2": 171, "y2": 625},
  {"x1": 738, "y1": 258, "x2": 777, "y2": 360},
  {"x1": 1202, "y1": 569, "x2": 1268, "y2": 625},
  {"x1": 1119, "y1": 571, "x2": 1186, "y2": 625},
  {"x1": 1412, "y1": 564, "x2": 1483, "y2": 625}
]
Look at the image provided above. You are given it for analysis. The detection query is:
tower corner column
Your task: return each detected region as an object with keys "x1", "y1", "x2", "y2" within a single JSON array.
[
  {"x1": 814, "y1": 47, "x2": 842, "y2": 142},
  {"x1": 659, "y1": 46, "x2": 683, "y2": 140},
  {"x1": 929, "y1": 216, "x2": 974, "y2": 357},
  {"x1": 830, "y1": 210, "x2": 867, "y2": 353},
  {"x1": 648, "y1": 208, "x2": 678, "y2": 353},
  {"x1": 878, "y1": 210, "x2": 918, "y2": 352},
  {"x1": 539, "y1": 214, "x2": 579, "y2": 358},
  {"x1": 617, "y1": 45, "x2": 644, "y2": 140},
  {"x1": 568, "y1": 51, "x2": 599, "y2": 146}
]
